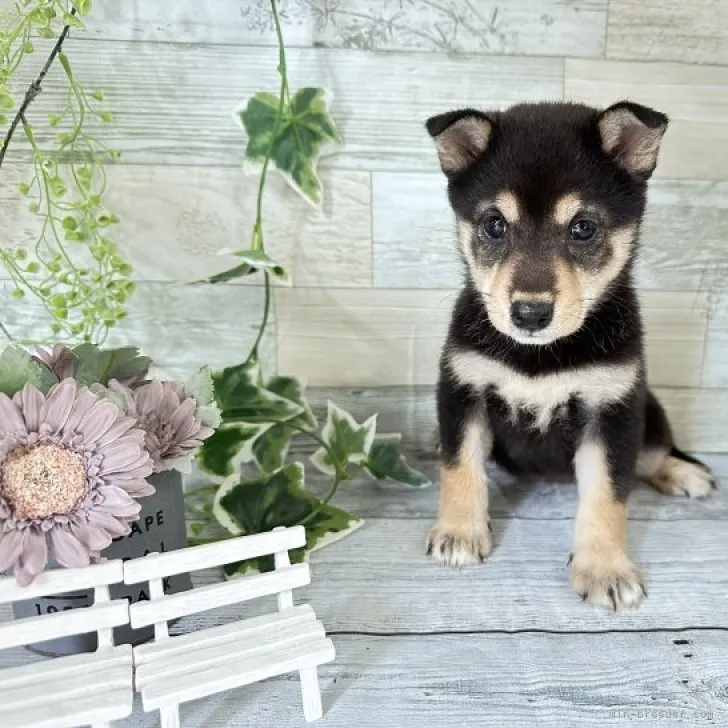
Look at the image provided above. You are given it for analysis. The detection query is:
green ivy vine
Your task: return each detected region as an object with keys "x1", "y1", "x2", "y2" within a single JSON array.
[{"x1": 190, "y1": 0, "x2": 430, "y2": 575}]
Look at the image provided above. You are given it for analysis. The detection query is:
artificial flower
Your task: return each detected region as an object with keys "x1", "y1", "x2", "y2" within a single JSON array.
[
  {"x1": 0, "y1": 379, "x2": 154, "y2": 585},
  {"x1": 33, "y1": 344, "x2": 77, "y2": 380},
  {"x1": 106, "y1": 378, "x2": 215, "y2": 473}
]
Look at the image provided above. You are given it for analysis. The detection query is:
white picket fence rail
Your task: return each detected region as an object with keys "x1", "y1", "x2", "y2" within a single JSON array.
[
  {"x1": 0, "y1": 526, "x2": 335, "y2": 727},
  {"x1": 0, "y1": 560, "x2": 134, "y2": 728}
]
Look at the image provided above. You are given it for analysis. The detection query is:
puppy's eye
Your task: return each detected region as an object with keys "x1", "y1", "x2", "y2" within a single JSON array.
[
  {"x1": 480, "y1": 213, "x2": 508, "y2": 240},
  {"x1": 570, "y1": 219, "x2": 597, "y2": 242}
]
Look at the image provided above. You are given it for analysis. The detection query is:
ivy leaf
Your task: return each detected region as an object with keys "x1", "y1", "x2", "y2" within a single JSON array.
[
  {"x1": 196, "y1": 423, "x2": 266, "y2": 479},
  {"x1": 202, "y1": 261, "x2": 256, "y2": 285},
  {"x1": 250, "y1": 376, "x2": 317, "y2": 473},
  {"x1": 0, "y1": 345, "x2": 56, "y2": 396},
  {"x1": 252, "y1": 422, "x2": 292, "y2": 474},
  {"x1": 221, "y1": 249, "x2": 290, "y2": 286},
  {"x1": 72, "y1": 344, "x2": 151, "y2": 387},
  {"x1": 213, "y1": 358, "x2": 303, "y2": 424},
  {"x1": 213, "y1": 463, "x2": 362, "y2": 576},
  {"x1": 213, "y1": 356, "x2": 263, "y2": 400},
  {"x1": 362, "y1": 434, "x2": 431, "y2": 488},
  {"x1": 185, "y1": 365, "x2": 222, "y2": 428},
  {"x1": 310, "y1": 401, "x2": 377, "y2": 477},
  {"x1": 237, "y1": 86, "x2": 339, "y2": 208},
  {"x1": 266, "y1": 376, "x2": 317, "y2": 430}
]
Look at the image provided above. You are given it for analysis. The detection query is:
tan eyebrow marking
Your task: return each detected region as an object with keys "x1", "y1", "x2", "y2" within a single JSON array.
[
  {"x1": 553, "y1": 193, "x2": 583, "y2": 226},
  {"x1": 493, "y1": 190, "x2": 520, "y2": 223}
]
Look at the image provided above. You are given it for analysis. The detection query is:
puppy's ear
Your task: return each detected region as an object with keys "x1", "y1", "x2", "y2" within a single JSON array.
[
  {"x1": 426, "y1": 109, "x2": 493, "y2": 175},
  {"x1": 597, "y1": 101, "x2": 669, "y2": 179}
]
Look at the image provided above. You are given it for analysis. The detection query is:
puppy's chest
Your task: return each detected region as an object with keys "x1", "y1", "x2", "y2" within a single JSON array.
[
  {"x1": 448, "y1": 350, "x2": 639, "y2": 432},
  {"x1": 488, "y1": 379, "x2": 578, "y2": 432}
]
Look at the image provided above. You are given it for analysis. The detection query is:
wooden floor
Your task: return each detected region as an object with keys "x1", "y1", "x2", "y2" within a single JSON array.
[{"x1": 2, "y1": 455, "x2": 728, "y2": 727}]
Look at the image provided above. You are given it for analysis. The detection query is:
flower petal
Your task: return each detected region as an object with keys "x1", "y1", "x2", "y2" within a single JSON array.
[
  {"x1": 99, "y1": 441, "x2": 147, "y2": 473},
  {"x1": 0, "y1": 529, "x2": 26, "y2": 572},
  {"x1": 78, "y1": 400, "x2": 123, "y2": 443},
  {"x1": 95, "y1": 485, "x2": 141, "y2": 518},
  {"x1": 97, "y1": 484, "x2": 136, "y2": 508},
  {"x1": 14, "y1": 530, "x2": 48, "y2": 585},
  {"x1": 50, "y1": 527, "x2": 90, "y2": 568},
  {"x1": 70, "y1": 521, "x2": 112, "y2": 552},
  {"x1": 39, "y1": 378, "x2": 77, "y2": 432},
  {"x1": 95, "y1": 417, "x2": 137, "y2": 448},
  {"x1": 135, "y1": 380, "x2": 163, "y2": 416},
  {"x1": 109, "y1": 477, "x2": 155, "y2": 497},
  {"x1": 158, "y1": 387, "x2": 182, "y2": 423},
  {"x1": 64, "y1": 388, "x2": 100, "y2": 433},
  {"x1": 16, "y1": 385, "x2": 44, "y2": 432},
  {"x1": 0, "y1": 392, "x2": 27, "y2": 437},
  {"x1": 87, "y1": 509, "x2": 132, "y2": 538},
  {"x1": 169, "y1": 397, "x2": 197, "y2": 435}
]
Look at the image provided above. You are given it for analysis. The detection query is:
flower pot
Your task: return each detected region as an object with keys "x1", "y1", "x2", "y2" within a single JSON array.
[{"x1": 12, "y1": 469, "x2": 192, "y2": 656}]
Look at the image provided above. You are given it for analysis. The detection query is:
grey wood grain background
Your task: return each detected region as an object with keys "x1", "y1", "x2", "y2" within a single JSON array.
[
  {"x1": 3, "y1": 0, "x2": 726, "y2": 450},
  {"x1": 0, "y1": 1, "x2": 725, "y2": 450}
]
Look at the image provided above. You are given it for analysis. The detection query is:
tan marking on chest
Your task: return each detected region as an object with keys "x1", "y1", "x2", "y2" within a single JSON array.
[{"x1": 448, "y1": 350, "x2": 639, "y2": 431}]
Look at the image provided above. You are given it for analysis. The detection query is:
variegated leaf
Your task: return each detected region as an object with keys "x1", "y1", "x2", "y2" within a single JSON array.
[
  {"x1": 237, "y1": 87, "x2": 339, "y2": 208},
  {"x1": 362, "y1": 434, "x2": 431, "y2": 488},
  {"x1": 310, "y1": 401, "x2": 377, "y2": 476},
  {"x1": 213, "y1": 463, "x2": 362, "y2": 576}
]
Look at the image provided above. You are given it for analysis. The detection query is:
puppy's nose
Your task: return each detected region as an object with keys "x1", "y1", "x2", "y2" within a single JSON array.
[{"x1": 510, "y1": 300, "x2": 554, "y2": 332}]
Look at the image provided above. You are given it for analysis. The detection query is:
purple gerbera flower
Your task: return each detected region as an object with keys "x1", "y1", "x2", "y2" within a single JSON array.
[
  {"x1": 107, "y1": 379, "x2": 215, "y2": 473},
  {"x1": 0, "y1": 378, "x2": 154, "y2": 585}
]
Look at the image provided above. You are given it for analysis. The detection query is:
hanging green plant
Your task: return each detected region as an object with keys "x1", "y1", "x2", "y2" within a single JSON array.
[
  {"x1": 189, "y1": 0, "x2": 430, "y2": 575},
  {"x1": 0, "y1": 0, "x2": 133, "y2": 345}
]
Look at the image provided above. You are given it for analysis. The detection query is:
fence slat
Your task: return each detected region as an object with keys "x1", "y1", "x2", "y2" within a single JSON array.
[
  {"x1": 123, "y1": 526, "x2": 306, "y2": 585},
  {"x1": 129, "y1": 564, "x2": 310, "y2": 628},
  {"x1": 0, "y1": 561, "x2": 124, "y2": 605},
  {"x1": 0, "y1": 600, "x2": 129, "y2": 651}
]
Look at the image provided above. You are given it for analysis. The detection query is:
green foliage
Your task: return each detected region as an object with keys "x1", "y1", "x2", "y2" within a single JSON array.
[
  {"x1": 0, "y1": 0, "x2": 134, "y2": 345},
  {"x1": 213, "y1": 356, "x2": 304, "y2": 424},
  {"x1": 192, "y1": 366, "x2": 430, "y2": 572},
  {"x1": 203, "y1": 249, "x2": 289, "y2": 286},
  {"x1": 362, "y1": 434, "x2": 432, "y2": 488},
  {"x1": 237, "y1": 87, "x2": 338, "y2": 208},
  {"x1": 70, "y1": 343, "x2": 151, "y2": 387},
  {"x1": 309, "y1": 402, "x2": 377, "y2": 476},
  {"x1": 0, "y1": 345, "x2": 56, "y2": 396},
  {"x1": 213, "y1": 464, "x2": 362, "y2": 576},
  {"x1": 186, "y1": 0, "x2": 429, "y2": 572}
]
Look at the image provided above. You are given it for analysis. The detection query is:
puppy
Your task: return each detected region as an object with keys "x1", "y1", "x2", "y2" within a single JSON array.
[{"x1": 424, "y1": 100, "x2": 715, "y2": 611}]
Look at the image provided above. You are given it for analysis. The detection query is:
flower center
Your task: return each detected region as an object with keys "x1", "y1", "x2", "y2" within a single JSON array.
[{"x1": 1, "y1": 444, "x2": 87, "y2": 519}]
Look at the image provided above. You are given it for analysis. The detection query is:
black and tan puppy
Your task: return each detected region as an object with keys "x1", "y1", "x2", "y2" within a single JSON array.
[{"x1": 425, "y1": 100, "x2": 715, "y2": 611}]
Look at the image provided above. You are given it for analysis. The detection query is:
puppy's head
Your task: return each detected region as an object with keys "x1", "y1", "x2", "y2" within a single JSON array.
[{"x1": 427, "y1": 101, "x2": 668, "y2": 345}]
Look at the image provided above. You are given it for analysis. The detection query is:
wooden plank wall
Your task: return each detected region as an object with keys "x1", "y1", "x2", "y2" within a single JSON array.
[{"x1": 2, "y1": 1, "x2": 727, "y2": 451}]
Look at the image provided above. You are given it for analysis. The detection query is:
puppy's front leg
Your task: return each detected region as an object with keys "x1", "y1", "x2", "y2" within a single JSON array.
[
  {"x1": 427, "y1": 372, "x2": 492, "y2": 567},
  {"x1": 570, "y1": 413, "x2": 645, "y2": 610}
]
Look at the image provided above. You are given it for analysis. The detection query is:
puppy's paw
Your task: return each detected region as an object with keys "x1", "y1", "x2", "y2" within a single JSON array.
[
  {"x1": 570, "y1": 551, "x2": 645, "y2": 611},
  {"x1": 426, "y1": 519, "x2": 492, "y2": 568},
  {"x1": 650, "y1": 456, "x2": 715, "y2": 498}
]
